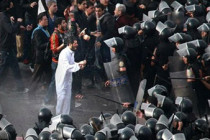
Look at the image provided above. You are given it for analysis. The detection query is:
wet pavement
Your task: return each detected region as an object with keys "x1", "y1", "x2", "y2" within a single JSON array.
[{"x1": 0, "y1": 63, "x2": 134, "y2": 136}]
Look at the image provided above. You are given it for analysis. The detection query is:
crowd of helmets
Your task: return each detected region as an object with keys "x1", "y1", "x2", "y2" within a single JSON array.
[
  {"x1": 2, "y1": 0, "x2": 210, "y2": 139},
  {"x1": 0, "y1": 88, "x2": 210, "y2": 140}
]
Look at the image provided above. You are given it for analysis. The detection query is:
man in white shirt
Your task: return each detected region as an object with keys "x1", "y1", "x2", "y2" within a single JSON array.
[{"x1": 55, "y1": 36, "x2": 86, "y2": 115}]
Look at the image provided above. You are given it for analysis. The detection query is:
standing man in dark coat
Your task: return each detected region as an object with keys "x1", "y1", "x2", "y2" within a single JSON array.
[
  {"x1": 93, "y1": 4, "x2": 115, "y2": 63},
  {"x1": 20, "y1": 0, "x2": 38, "y2": 64},
  {"x1": 31, "y1": 12, "x2": 51, "y2": 93},
  {"x1": 0, "y1": 0, "x2": 28, "y2": 93},
  {"x1": 72, "y1": 0, "x2": 88, "y2": 96}
]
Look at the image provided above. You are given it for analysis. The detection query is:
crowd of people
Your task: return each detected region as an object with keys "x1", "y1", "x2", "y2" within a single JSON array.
[{"x1": 0, "y1": 0, "x2": 210, "y2": 139}]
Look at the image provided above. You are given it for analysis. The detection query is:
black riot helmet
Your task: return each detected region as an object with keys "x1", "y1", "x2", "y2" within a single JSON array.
[
  {"x1": 168, "y1": 33, "x2": 193, "y2": 44},
  {"x1": 57, "y1": 124, "x2": 84, "y2": 140},
  {"x1": 155, "y1": 115, "x2": 169, "y2": 133},
  {"x1": 141, "y1": 21, "x2": 156, "y2": 34},
  {"x1": 152, "y1": 88, "x2": 168, "y2": 96},
  {"x1": 156, "y1": 129, "x2": 165, "y2": 140},
  {"x1": 80, "y1": 124, "x2": 95, "y2": 136},
  {"x1": 85, "y1": 134, "x2": 95, "y2": 140},
  {"x1": 173, "y1": 112, "x2": 188, "y2": 126},
  {"x1": 192, "y1": 39, "x2": 207, "y2": 55},
  {"x1": 164, "y1": 20, "x2": 176, "y2": 29},
  {"x1": 135, "y1": 124, "x2": 153, "y2": 140},
  {"x1": 178, "y1": 98, "x2": 193, "y2": 114},
  {"x1": 121, "y1": 111, "x2": 136, "y2": 125},
  {"x1": 133, "y1": 22, "x2": 141, "y2": 32},
  {"x1": 49, "y1": 131, "x2": 63, "y2": 140},
  {"x1": 197, "y1": 23, "x2": 210, "y2": 32},
  {"x1": 144, "y1": 107, "x2": 165, "y2": 120},
  {"x1": 39, "y1": 128, "x2": 51, "y2": 140},
  {"x1": 186, "y1": 0, "x2": 199, "y2": 5},
  {"x1": 145, "y1": 118, "x2": 157, "y2": 134},
  {"x1": 126, "y1": 124, "x2": 135, "y2": 131},
  {"x1": 104, "y1": 37, "x2": 124, "y2": 53},
  {"x1": 38, "y1": 108, "x2": 53, "y2": 124},
  {"x1": 153, "y1": 108, "x2": 165, "y2": 120},
  {"x1": 118, "y1": 25, "x2": 137, "y2": 39},
  {"x1": 89, "y1": 117, "x2": 102, "y2": 132},
  {"x1": 186, "y1": 48, "x2": 197, "y2": 64},
  {"x1": 202, "y1": 53, "x2": 210, "y2": 67},
  {"x1": 185, "y1": 4, "x2": 204, "y2": 17},
  {"x1": 185, "y1": 18, "x2": 200, "y2": 30},
  {"x1": 94, "y1": 131, "x2": 106, "y2": 140},
  {"x1": 158, "y1": 1, "x2": 172, "y2": 15},
  {"x1": 177, "y1": 47, "x2": 197, "y2": 64},
  {"x1": 25, "y1": 128, "x2": 39, "y2": 140},
  {"x1": 156, "y1": 21, "x2": 172, "y2": 40},
  {"x1": 119, "y1": 127, "x2": 134, "y2": 140},
  {"x1": 194, "y1": 119, "x2": 208, "y2": 133},
  {"x1": 71, "y1": 130, "x2": 84, "y2": 140},
  {"x1": 60, "y1": 114, "x2": 73, "y2": 125}
]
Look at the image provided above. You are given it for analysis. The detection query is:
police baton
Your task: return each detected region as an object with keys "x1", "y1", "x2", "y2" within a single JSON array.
[
  {"x1": 93, "y1": 95, "x2": 123, "y2": 105},
  {"x1": 168, "y1": 77, "x2": 205, "y2": 80}
]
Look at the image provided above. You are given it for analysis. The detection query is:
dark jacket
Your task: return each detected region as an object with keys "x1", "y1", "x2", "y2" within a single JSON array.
[
  {"x1": 0, "y1": 12, "x2": 21, "y2": 52},
  {"x1": 20, "y1": 0, "x2": 38, "y2": 24},
  {"x1": 99, "y1": 12, "x2": 115, "y2": 62},
  {"x1": 32, "y1": 29, "x2": 50, "y2": 64},
  {"x1": 99, "y1": 12, "x2": 115, "y2": 42},
  {"x1": 73, "y1": 7, "x2": 88, "y2": 30}
]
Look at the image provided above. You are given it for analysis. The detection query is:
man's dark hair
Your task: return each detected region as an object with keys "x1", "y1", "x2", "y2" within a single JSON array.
[
  {"x1": 86, "y1": 0, "x2": 94, "y2": 8},
  {"x1": 77, "y1": 0, "x2": 86, "y2": 5},
  {"x1": 0, "y1": 0, "x2": 10, "y2": 12},
  {"x1": 37, "y1": 12, "x2": 47, "y2": 23},
  {"x1": 95, "y1": 3, "x2": 105, "y2": 11},
  {"x1": 54, "y1": 17, "x2": 65, "y2": 28},
  {"x1": 67, "y1": 36, "x2": 78, "y2": 45}
]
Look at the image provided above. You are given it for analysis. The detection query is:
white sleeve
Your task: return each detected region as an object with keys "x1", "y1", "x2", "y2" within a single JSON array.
[{"x1": 59, "y1": 52, "x2": 80, "y2": 73}]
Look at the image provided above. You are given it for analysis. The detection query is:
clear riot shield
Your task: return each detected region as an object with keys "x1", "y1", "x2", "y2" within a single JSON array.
[
  {"x1": 168, "y1": 56, "x2": 185, "y2": 72},
  {"x1": 133, "y1": 79, "x2": 147, "y2": 114},
  {"x1": 104, "y1": 59, "x2": 135, "y2": 110}
]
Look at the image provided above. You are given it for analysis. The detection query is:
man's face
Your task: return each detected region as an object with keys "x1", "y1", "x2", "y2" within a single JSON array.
[
  {"x1": 70, "y1": 40, "x2": 78, "y2": 51},
  {"x1": 60, "y1": 20, "x2": 67, "y2": 31},
  {"x1": 78, "y1": 1, "x2": 87, "y2": 11},
  {"x1": 49, "y1": 3, "x2": 58, "y2": 14},
  {"x1": 100, "y1": 0, "x2": 109, "y2": 6},
  {"x1": 114, "y1": 7, "x2": 121, "y2": 17},
  {"x1": 86, "y1": 5, "x2": 95, "y2": 15},
  {"x1": 40, "y1": 16, "x2": 48, "y2": 27},
  {"x1": 95, "y1": 8, "x2": 104, "y2": 18}
]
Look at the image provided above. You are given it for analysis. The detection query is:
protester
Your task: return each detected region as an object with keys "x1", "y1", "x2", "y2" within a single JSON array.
[
  {"x1": 30, "y1": 12, "x2": 51, "y2": 93},
  {"x1": 55, "y1": 36, "x2": 86, "y2": 115},
  {"x1": 44, "y1": 17, "x2": 67, "y2": 105}
]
